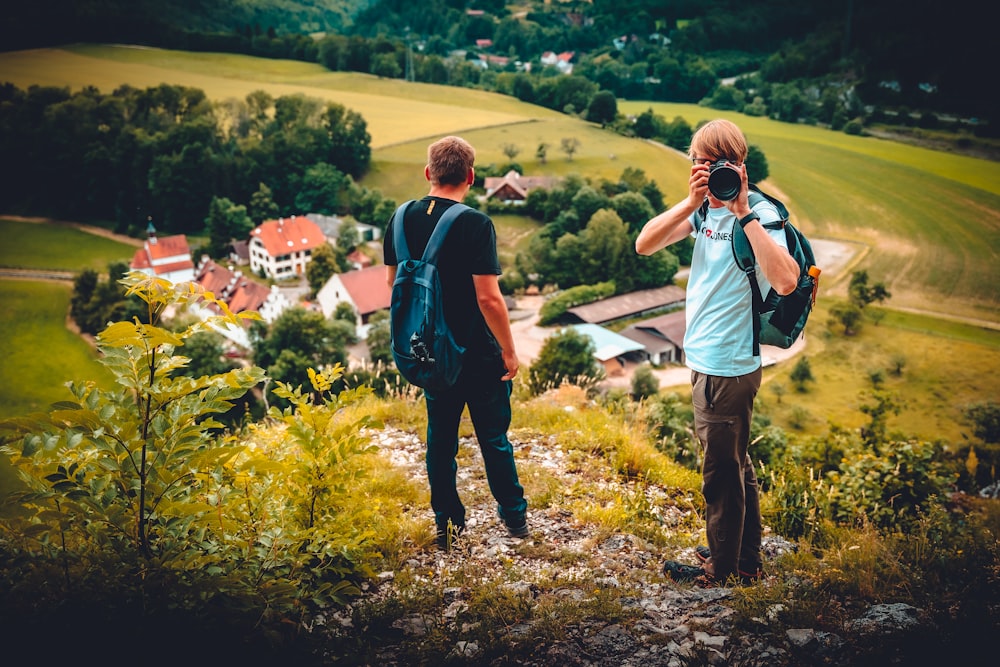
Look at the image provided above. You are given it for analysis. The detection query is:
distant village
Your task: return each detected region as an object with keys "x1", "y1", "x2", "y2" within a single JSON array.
[{"x1": 130, "y1": 171, "x2": 691, "y2": 379}]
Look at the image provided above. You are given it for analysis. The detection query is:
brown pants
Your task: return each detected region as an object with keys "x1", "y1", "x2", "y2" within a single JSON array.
[{"x1": 691, "y1": 368, "x2": 763, "y2": 580}]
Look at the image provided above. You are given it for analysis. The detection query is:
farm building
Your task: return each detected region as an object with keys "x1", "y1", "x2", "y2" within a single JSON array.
[
  {"x1": 483, "y1": 170, "x2": 560, "y2": 204},
  {"x1": 619, "y1": 310, "x2": 687, "y2": 365},
  {"x1": 568, "y1": 323, "x2": 647, "y2": 377},
  {"x1": 190, "y1": 257, "x2": 291, "y2": 348},
  {"x1": 563, "y1": 285, "x2": 686, "y2": 325}
]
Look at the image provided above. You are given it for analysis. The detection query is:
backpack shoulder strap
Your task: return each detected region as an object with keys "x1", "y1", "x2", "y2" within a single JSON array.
[
  {"x1": 391, "y1": 200, "x2": 417, "y2": 262},
  {"x1": 733, "y1": 184, "x2": 791, "y2": 357},
  {"x1": 421, "y1": 202, "x2": 470, "y2": 265}
]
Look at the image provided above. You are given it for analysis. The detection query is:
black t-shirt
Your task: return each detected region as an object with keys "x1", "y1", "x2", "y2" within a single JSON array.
[{"x1": 384, "y1": 196, "x2": 504, "y2": 371}]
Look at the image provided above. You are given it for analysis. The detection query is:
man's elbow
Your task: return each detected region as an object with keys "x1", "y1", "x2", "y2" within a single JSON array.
[{"x1": 774, "y1": 271, "x2": 799, "y2": 296}]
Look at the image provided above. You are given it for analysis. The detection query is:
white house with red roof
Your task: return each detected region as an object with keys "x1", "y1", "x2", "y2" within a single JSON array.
[
  {"x1": 248, "y1": 215, "x2": 326, "y2": 280},
  {"x1": 540, "y1": 50, "x2": 575, "y2": 74},
  {"x1": 190, "y1": 256, "x2": 292, "y2": 348},
  {"x1": 316, "y1": 265, "x2": 391, "y2": 335},
  {"x1": 129, "y1": 223, "x2": 195, "y2": 284}
]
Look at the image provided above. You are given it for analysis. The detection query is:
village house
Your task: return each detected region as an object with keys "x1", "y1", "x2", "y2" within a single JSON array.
[
  {"x1": 248, "y1": 215, "x2": 326, "y2": 280},
  {"x1": 316, "y1": 264, "x2": 391, "y2": 337},
  {"x1": 562, "y1": 285, "x2": 686, "y2": 325},
  {"x1": 568, "y1": 323, "x2": 647, "y2": 377},
  {"x1": 619, "y1": 309, "x2": 687, "y2": 365},
  {"x1": 129, "y1": 222, "x2": 195, "y2": 285},
  {"x1": 190, "y1": 257, "x2": 291, "y2": 348},
  {"x1": 308, "y1": 213, "x2": 382, "y2": 244},
  {"x1": 483, "y1": 170, "x2": 561, "y2": 204},
  {"x1": 539, "y1": 51, "x2": 575, "y2": 74}
]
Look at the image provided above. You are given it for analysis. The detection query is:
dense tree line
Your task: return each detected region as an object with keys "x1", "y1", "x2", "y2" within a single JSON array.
[
  {"x1": 0, "y1": 83, "x2": 377, "y2": 235},
  {"x1": 508, "y1": 168, "x2": 680, "y2": 295},
  {"x1": 5, "y1": 1, "x2": 992, "y2": 134}
]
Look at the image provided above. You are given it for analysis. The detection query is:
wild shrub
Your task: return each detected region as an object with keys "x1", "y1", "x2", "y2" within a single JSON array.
[{"x1": 0, "y1": 273, "x2": 391, "y2": 649}]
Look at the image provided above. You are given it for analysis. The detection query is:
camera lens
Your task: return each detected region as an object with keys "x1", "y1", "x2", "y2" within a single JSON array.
[{"x1": 708, "y1": 162, "x2": 741, "y2": 201}]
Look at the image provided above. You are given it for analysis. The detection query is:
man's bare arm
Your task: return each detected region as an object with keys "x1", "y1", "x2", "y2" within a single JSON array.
[{"x1": 473, "y1": 274, "x2": 518, "y2": 380}]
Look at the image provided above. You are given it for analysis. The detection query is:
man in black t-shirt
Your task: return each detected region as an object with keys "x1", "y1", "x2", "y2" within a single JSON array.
[{"x1": 384, "y1": 136, "x2": 528, "y2": 549}]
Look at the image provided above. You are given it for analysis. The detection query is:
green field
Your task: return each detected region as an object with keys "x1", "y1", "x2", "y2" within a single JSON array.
[
  {"x1": 0, "y1": 280, "x2": 114, "y2": 419},
  {"x1": 2, "y1": 44, "x2": 998, "y2": 320},
  {"x1": 0, "y1": 44, "x2": 998, "y2": 440},
  {"x1": 0, "y1": 219, "x2": 136, "y2": 271}
]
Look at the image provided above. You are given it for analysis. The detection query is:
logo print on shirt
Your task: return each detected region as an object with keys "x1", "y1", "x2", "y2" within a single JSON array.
[{"x1": 702, "y1": 228, "x2": 732, "y2": 241}]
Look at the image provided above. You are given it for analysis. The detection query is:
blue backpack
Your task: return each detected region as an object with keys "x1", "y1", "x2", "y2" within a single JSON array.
[
  {"x1": 696, "y1": 185, "x2": 821, "y2": 355},
  {"x1": 389, "y1": 200, "x2": 469, "y2": 392}
]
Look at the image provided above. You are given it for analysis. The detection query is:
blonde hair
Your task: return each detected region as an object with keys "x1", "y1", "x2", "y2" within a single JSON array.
[
  {"x1": 427, "y1": 136, "x2": 475, "y2": 186},
  {"x1": 688, "y1": 119, "x2": 748, "y2": 163}
]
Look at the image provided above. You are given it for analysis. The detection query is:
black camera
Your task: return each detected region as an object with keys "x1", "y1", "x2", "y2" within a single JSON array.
[{"x1": 707, "y1": 160, "x2": 741, "y2": 201}]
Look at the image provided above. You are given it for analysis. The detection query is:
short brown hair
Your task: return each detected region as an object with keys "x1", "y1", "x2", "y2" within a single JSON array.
[
  {"x1": 689, "y1": 119, "x2": 748, "y2": 164},
  {"x1": 427, "y1": 136, "x2": 475, "y2": 186}
]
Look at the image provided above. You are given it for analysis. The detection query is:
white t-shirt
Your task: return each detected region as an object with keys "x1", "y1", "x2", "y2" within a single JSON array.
[{"x1": 683, "y1": 199, "x2": 787, "y2": 377}]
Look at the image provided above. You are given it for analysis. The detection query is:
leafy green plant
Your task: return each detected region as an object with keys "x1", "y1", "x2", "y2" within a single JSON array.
[{"x1": 0, "y1": 274, "x2": 390, "y2": 649}]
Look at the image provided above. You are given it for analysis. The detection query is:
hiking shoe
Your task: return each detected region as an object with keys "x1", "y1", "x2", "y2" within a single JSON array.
[
  {"x1": 504, "y1": 519, "x2": 530, "y2": 538},
  {"x1": 435, "y1": 523, "x2": 464, "y2": 551},
  {"x1": 737, "y1": 568, "x2": 764, "y2": 585},
  {"x1": 694, "y1": 545, "x2": 711, "y2": 564},
  {"x1": 662, "y1": 560, "x2": 706, "y2": 583}
]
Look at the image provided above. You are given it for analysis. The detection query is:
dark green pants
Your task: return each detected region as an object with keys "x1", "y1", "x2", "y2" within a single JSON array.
[
  {"x1": 424, "y1": 375, "x2": 527, "y2": 531},
  {"x1": 691, "y1": 368, "x2": 763, "y2": 580}
]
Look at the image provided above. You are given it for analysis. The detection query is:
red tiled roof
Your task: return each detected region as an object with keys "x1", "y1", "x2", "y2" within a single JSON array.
[
  {"x1": 339, "y1": 265, "x2": 390, "y2": 316},
  {"x1": 228, "y1": 278, "x2": 271, "y2": 314},
  {"x1": 195, "y1": 259, "x2": 234, "y2": 295},
  {"x1": 250, "y1": 215, "x2": 326, "y2": 257},
  {"x1": 193, "y1": 258, "x2": 271, "y2": 316},
  {"x1": 146, "y1": 234, "x2": 191, "y2": 261},
  {"x1": 152, "y1": 259, "x2": 195, "y2": 276},
  {"x1": 131, "y1": 248, "x2": 151, "y2": 270},
  {"x1": 483, "y1": 170, "x2": 559, "y2": 200}
]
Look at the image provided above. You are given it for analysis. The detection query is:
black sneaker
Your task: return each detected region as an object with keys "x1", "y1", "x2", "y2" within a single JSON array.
[
  {"x1": 662, "y1": 560, "x2": 706, "y2": 582},
  {"x1": 435, "y1": 522, "x2": 464, "y2": 551},
  {"x1": 505, "y1": 519, "x2": 530, "y2": 538},
  {"x1": 694, "y1": 545, "x2": 711, "y2": 563}
]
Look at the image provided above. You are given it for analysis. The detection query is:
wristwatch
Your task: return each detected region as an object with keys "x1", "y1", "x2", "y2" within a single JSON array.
[{"x1": 737, "y1": 212, "x2": 760, "y2": 228}]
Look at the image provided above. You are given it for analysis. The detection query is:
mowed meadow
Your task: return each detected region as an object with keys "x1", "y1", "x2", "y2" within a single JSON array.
[{"x1": 0, "y1": 44, "x2": 998, "y2": 443}]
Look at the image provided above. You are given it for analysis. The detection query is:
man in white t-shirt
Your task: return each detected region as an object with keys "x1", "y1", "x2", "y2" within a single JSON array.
[{"x1": 635, "y1": 119, "x2": 799, "y2": 586}]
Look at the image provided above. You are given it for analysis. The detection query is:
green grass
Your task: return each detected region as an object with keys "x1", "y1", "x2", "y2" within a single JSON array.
[
  {"x1": 759, "y1": 302, "x2": 1000, "y2": 444},
  {"x1": 4, "y1": 46, "x2": 998, "y2": 321},
  {"x1": 0, "y1": 280, "x2": 114, "y2": 419},
  {"x1": 0, "y1": 45, "x2": 554, "y2": 150},
  {"x1": 1, "y1": 44, "x2": 999, "y2": 440},
  {"x1": 0, "y1": 219, "x2": 135, "y2": 272}
]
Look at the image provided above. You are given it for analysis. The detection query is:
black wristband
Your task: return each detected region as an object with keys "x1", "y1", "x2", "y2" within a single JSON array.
[{"x1": 738, "y1": 212, "x2": 760, "y2": 228}]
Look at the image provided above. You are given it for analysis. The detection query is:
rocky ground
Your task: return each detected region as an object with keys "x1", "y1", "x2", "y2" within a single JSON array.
[{"x1": 313, "y1": 425, "x2": 975, "y2": 667}]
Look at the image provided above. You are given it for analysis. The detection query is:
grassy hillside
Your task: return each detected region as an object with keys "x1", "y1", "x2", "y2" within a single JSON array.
[
  {"x1": 1, "y1": 44, "x2": 998, "y2": 440},
  {"x1": 0, "y1": 219, "x2": 136, "y2": 272},
  {"x1": 2, "y1": 45, "x2": 997, "y2": 320},
  {"x1": 0, "y1": 280, "x2": 114, "y2": 418},
  {"x1": 620, "y1": 102, "x2": 1000, "y2": 323}
]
